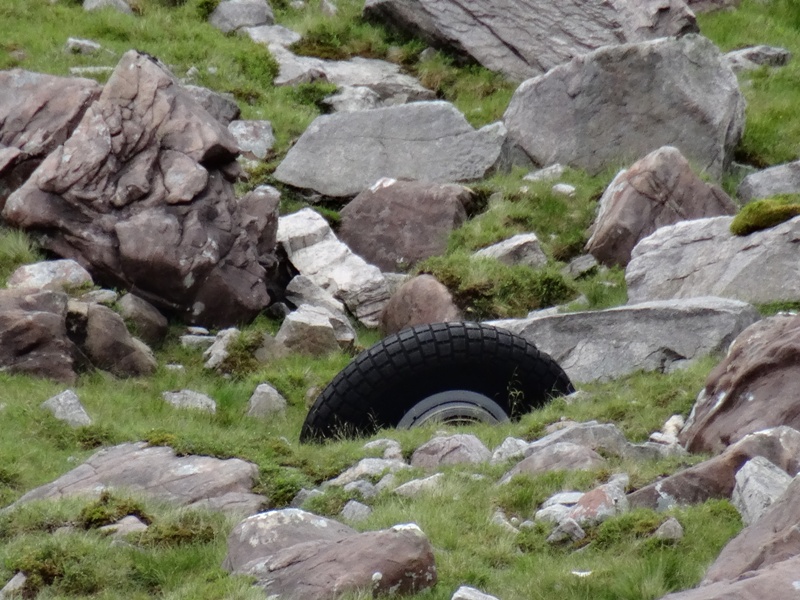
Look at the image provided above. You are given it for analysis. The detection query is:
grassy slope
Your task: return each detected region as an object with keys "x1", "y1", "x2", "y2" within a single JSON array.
[{"x1": 2, "y1": 0, "x2": 797, "y2": 598}]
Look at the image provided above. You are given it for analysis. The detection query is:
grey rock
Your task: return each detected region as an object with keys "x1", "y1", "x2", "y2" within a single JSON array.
[
  {"x1": 737, "y1": 159, "x2": 800, "y2": 203},
  {"x1": 474, "y1": 232, "x2": 548, "y2": 268},
  {"x1": 180, "y1": 334, "x2": 215, "y2": 350},
  {"x1": 534, "y1": 504, "x2": 571, "y2": 524},
  {"x1": 524, "y1": 164, "x2": 566, "y2": 183},
  {"x1": 209, "y1": 0, "x2": 274, "y2": 33},
  {"x1": 10, "y1": 442, "x2": 264, "y2": 513},
  {"x1": 504, "y1": 35, "x2": 744, "y2": 179},
  {"x1": 286, "y1": 275, "x2": 347, "y2": 319},
  {"x1": 326, "y1": 458, "x2": 409, "y2": 487},
  {"x1": 653, "y1": 517, "x2": 684, "y2": 540},
  {"x1": 494, "y1": 297, "x2": 759, "y2": 383},
  {"x1": 732, "y1": 456, "x2": 793, "y2": 526},
  {"x1": 7, "y1": 259, "x2": 92, "y2": 291},
  {"x1": 363, "y1": 0, "x2": 697, "y2": 81},
  {"x1": 411, "y1": 434, "x2": 491, "y2": 469},
  {"x1": 502, "y1": 442, "x2": 606, "y2": 482},
  {"x1": 183, "y1": 85, "x2": 241, "y2": 126},
  {"x1": 202, "y1": 327, "x2": 240, "y2": 371},
  {"x1": 98, "y1": 515, "x2": 149, "y2": 537},
  {"x1": 278, "y1": 208, "x2": 391, "y2": 327},
  {"x1": 274, "y1": 102, "x2": 506, "y2": 198},
  {"x1": 83, "y1": 0, "x2": 133, "y2": 14},
  {"x1": 525, "y1": 422, "x2": 630, "y2": 459},
  {"x1": 246, "y1": 383, "x2": 287, "y2": 418},
  {"x1": 0, "y1": 573, "x2": 27, "y2": 599},
  {"x1": 290, "y1": 488, "x2": 324, "y2": 508},
  {"x1": 242, "y1": 24, "x2": 301, "y2": 48},
  {"x1": 228, "y1": 120, "x2": 275, "y2": 160},
  {"x1": 117, "y1": 293, "x2": 168, "y2": 347},
  {"x1": 320, "y1": 0, "x2": 337, "y2": 15},
  {"x1": 341, "y1": 500, "x2": 372, "y2": 522},
  {"x1": 452, "y1": 586, "x2": 500, "y2": 600},
  {"x1": 566, "y1": 478, "x2": 629, "y2": 525},
  {"x1": 41, "y1": 390, "x2": 92, "y2": 427},
  {"x1": 490, "y1": 437, "x2": 529, "y2": 465},
  {"x1": 322, "y1": 85, "x2": 381, "y2": 112},
  {"x1": 363, "y1": 438, "x2": 403, "y2": 460},
  {"x1": 162, "y1": 389, "x2": 216, "y2": 413},
  {"x1": 79, "y1": 289, "x2": 117, "y2": 306},
  {"x1": 490, "y1": 509, "x2": 519, "y2": 534},
  {"x1": 68, "y1": 66, "x2": 114, "y2": 77},
  {"x1": 64, "y1": 38, "x2": 101, "y2": 54},
  {"x1": 543, "y1": 491, "x2": 585, "y2": 509},
  {"x1": 562, "y1": 254, "x2": 598, "y2": 279},
  {"x1": 275, "y1": 305, "x2": 351, "y2": 354},
  {"x1": 724, "y1": 45, "x2": 792, "y2": 73},
  {"x1": 626, "y1": 216, "x2": 800, "y2": 305},
  {"x1": 547, "y1": 518, "x2": 586, "y2": 543},
  {"x1": 394, "y1": 473, "x2": 444, "y2": 498},
  {"x1": 343, "y1": 480, "x2": 378, "y2": 499}
]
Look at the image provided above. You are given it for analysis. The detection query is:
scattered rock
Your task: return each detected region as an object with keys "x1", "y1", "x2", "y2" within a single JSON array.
[
  {"x1": 493, "y1": 297, "x2": 759, "y2": 383},
  {"x1": 321, "y1": 85, "x2": 381, "y2": 112},
  {"x1": 326, "y1": 458, "x2": 410, "y2": 487},
  {"x1": 64, "y1": 37, "x2": 101, "y2": 54},
  {"x1": 394, "y1": 473, "x2": 444, "y2": 498},
  {"x1": 341, "y1": 500, "x2": 372, "y2": 522},
  {"x1": 490, "y1": 437, "x2": 529, "y2": 465},
  {"x1": 562, "y1": 255, "x2": 598, "y2": 280},
  {"x1": 566, "y1": 477, "x2": 629, "y2": 526},
  {"x1": 524, "y1": 164, "x2": 566, "y2": 183},
  {"x1": 228, "y1": 120, "x2": 275, "y2": 160},
  {"x1": 10, "y1": 442, "x2": 265, "y2": 514},
  {"x1": 379, "y1": 274, "x2": 462, "y2": 336},
  {"x1": 586, "y1": 146, "x2": 737, "y2": 267},
  {"x1": 474, "y1": 233, "x2": 548, "y2": 268},
  {"x1": 180, "y1": 334, "x2": 216, "y2": 350},
  {"x1": 202, "y1": 328, "x2": 240, "y2": 371},
  {"x1": 410, "y1": 434, "x2": 491, "y2": 469},
  {"x1": 290, "y1": 488, "x2": 324, "y2": 508},
  {"x1": 117, "y1": 293, "x2": 169, "y2": 347},
  {"x1": 242, "y1": 24, "x2": 302, "y2": 48},
  {"x1": 247, "y1": 383, "x2": 288, "y2": 418},
  {"x1": 504, "y1": 35, "x2": 744, "y2": 179},
  {"x1": 286, "y1": 275, "x2": 348, "y2": 319},
  {"x1": 732, "y1": 456, "x2": 792, "y2": 526},
  {"x1": 724, "y1": 45, "x2": 792, "y2": 72},
  {"x1": 736, "y1": 159, "x2": 800, "y2": 203},
  {"x1": 209, "y1": 0, "x2": 274, "y2": 33},
  {"x1": 343, "y1": 480, "x2": 378, "y2": 500},
  {"x1": 99, "y1": 515, "x2": 149, "y2": 537},
  {"x1": 274, "y1": 102, "x2": 506, "y2": 198},
  {"x1": 363, "y1": 438, "x2": 403, "y2": 460},
  {"x1": 339, "y1": 178, "x2": 470, "y2": 271},
  {"x1": 501, "y1": 442, "x2": 606, "y2": 482},
  {"x1": 183, "y1": 84, "x2": 241, "y2": 126},
  {"x1": 653, "y1": 517, "x2": 684, "y2": 540},
  {"x1": 363, "y1": 0, "x2": 697, "y2": 81},
  {"x1": 6, "y1": 259, "x2": 93, "y2": 291},
  {"x1": 552, "y1": 183, "x2": 576, "y2": 197},
  {"x1": 275, "y1": 304, "x2": 353, "y2": 354},
  {"x1": 452, "y1": 586, "x2": 500, "y2": 600},
  {"x1": 162, "y1": 390, "x2": 217, "y2": 413},
  {"x1": 41, "y1": 389, "x2": 92, "y2": 427},
  {"x1": 547, "y1": 517, "x2": 586, "y2": 543},
  {"x1": 680, "y1": 315, "x2": 800, "y2": 453},
  {"x1": 626, "y1": 216, "x2": 800, "y2": 305},
  {"x1": 0, "y1": 573, "x2": 27, "y2": 599}
]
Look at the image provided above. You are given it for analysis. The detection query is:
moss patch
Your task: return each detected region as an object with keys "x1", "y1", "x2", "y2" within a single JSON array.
[{"x1": 730, "y1": 194, "x2": 800, "y2": 235}]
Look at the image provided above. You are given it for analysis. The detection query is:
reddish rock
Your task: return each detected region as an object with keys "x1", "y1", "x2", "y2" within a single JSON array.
[
  {"x1": 3, "y1": 51, "x2": 276, "y2": 327},
  {"x1": 339, "y1": 178, "x2": 470, "y2": 271},
  {"x1": 0, "y1": 70, "x2": 101, "y2": 210},
  {"x1": 680, "y1": 315, "x2": 800, "y2": 454},
  {"x1": 379, "y1": 274, "x2": 462, "y2": 335},
  {"x1": 628, "y1": 427, "x2": 800, "y2": 511},
  {"x1": 586, "y1": 146, "x2": 736, "y2": 267}
]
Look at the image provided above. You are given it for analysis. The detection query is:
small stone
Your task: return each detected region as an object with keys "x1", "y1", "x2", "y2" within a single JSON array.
[
  {"x1": 41, "y1": 390, "x2": 92, "y2": 427},
  {"x1": 547, "y1": 517, "x2": 585, "y2": 543},
  {"x1": 162, "y1": 390, "x2": 216, "y2": 413},
  {"x1": 490, "y1": 437, "x2": 530, "y2": 465},
  {"x1": 490, "y1": 509, "x2": 519, "y2": 534},
  {"x1": 326, "y1": 458, "x2": 409, "y2": 487},
  {"x1": 203, "y1": 328, "x2": 240, "y2": 371},
  {"x1": 98, "y1": 515, "x2": 149, "y2": 537},
  {"x1": 542, "y1": 491, "x2": 585, "y2": 508},
  {"x1": 290, "y1": 488, "x2": 323, "y2": 508},
  {"x1": 247, "y1": 383, "x2": 287, "y2": 418},
  {"x1": 394, "y1": 474, "x2": 444, "y2": 498},
  {"x1": 452, "y1": 586, "x2": 500, "y2": 600},
  {"x1": 64, "y1": 37, "x2": 101, "y2": 54},
  {"x1": 653, "y1": 517, "x2": 684, "y2": 540},
  {"x1": 0, "y1": 572, "x2": 27, "y2": 598},
  {"x1": 343, "y1": 480, "x2": 378, "y2": 500},
  {"x1": 552, "y1": 183, "x2": 576, "y2": 197},
  {"x1": 79, "y1": 289, "x2": 118, "y2": 305},
  {"x1": 180, "y1": 335, "x2": 215, "y2": 350},
  {"x1": 524, "y1": 164, "x2": 566, "y2": 183},
  {"x1": 341, "y1": 500, "x2": 372, "y2": 522},
  {"x1": 363, "y1": 439, "x2": 403, "y2": 460}
]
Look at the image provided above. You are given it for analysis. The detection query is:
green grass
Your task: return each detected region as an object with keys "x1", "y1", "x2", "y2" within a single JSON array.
[{"x1": 729, "y1": 193, "x2": 800, "y2": 235}]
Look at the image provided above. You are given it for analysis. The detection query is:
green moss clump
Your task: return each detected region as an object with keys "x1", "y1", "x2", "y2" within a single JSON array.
[
  {"x1": 78, "y1": 491, "x2": 152, "y2": 529},
  {"x1": 730, "y1": 194, "x2": 800, "y2": 236}
]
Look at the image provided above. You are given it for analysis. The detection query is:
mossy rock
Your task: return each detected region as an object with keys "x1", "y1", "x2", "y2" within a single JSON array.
[{"x1": 730, "y1": 194, "x2": 800, "y2": 236}]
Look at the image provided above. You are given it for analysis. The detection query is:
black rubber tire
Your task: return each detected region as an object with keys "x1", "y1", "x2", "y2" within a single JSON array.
[{"x1": 299, "y1": 322, "x2": 575, "y2": 442}]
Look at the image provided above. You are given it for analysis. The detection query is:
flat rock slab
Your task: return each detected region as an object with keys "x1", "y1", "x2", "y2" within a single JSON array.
[
  {"x1": 491, "y1": 297, "x2": 759, "y2": 383},
  {"x1": 736, "y1": 159, "x2": 800, "y2": 203},
  {"x1": 9, "y1": 442, "x2": 266, "y2": 516},
  {"x1": 626, "y1": 216, "x2": 800, "y2": 305},
  {"x1": 504, "y1": 35, "x2": 744, "y2": 179},
  {"x1": 273, "y1": 101, "x2": 506, "y2": 198},
  {"x1": 681, "y1": 315, "x2": 800, "y2": 454},
  {"x1": 363, "y1": 0, "x2": 697, "y2": 81}
]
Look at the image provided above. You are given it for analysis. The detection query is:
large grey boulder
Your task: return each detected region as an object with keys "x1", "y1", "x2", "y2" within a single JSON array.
[
  {"x1": 586, "y1": 146, "x2": 737, "y2": 267},
  {"x1": 492, "y1": 297, "x2": 759, "y2": 383},
  {"x1": 626, "y1": 216, "x2": 800, "y2": 305},
  {"x1": 277, "y1": 208, "x2": 392, "y2": 327},
  {"x1": 363, "y1": 0, "x2": 697, "y2": 81},
  {"x1": 274, "y1": 102, "x2": 506, "y2": 198},
  {"x1": 9, "y1": 442, "x2": 266, "y2": 515},
  {"x1": 0, "y1": 70, "x2": 101, "y2": 210},
  {"x1": 339, "y1": 178, "x2": 470, "y2": 271},
  {"x1": 3, "y1": 51, "x2": 277, "y2": 328},
  {"x1": 504, "y1": 35, "x2": 745, "y2": 179},
  {"x1": 736, "y1": 160, "x2": 800, "y2": 203}
]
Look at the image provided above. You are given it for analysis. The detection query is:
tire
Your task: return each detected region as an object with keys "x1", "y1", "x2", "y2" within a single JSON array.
[{"x1": 299, "y1": 322, "x2": 574, "y2": 442}]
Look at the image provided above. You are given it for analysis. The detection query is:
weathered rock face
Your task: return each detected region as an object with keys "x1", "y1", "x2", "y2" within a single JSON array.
[
  {"x1": 363, "y1": 0, "x2": 697, "y2": 81},
  {"x1": 0, "y1": 289, "x2": 79, "y2": 382},
  {"x1": 3, "y1": 51, "x2": 277, "y2": 327},
  {"x1": 209, "y1": 0, "x2": 274, "y2": 33},
  {"x1": 273, "y1": 101, "x2": 506, "y2": 198},
  {"x1": 6, "y1": 259, "x2": 93, "y2": 291},
  {"x1": 736, "y1": 159, "x2": 800, "y2": 203},
  {"x1": 504, "y1": 35, "x2": 745, "y2": 179},
  {"x1": 410, "y1": 434, "x2": 491, "y2": 469},
  {"x1": 626, "y1": 216, "x2": 800, "y2": 305},
  {"x1": 724, "y1": 45, "x2": 792, "y2": 73},
  {"x1": 9, "y1": 442, "x2": 266, "y2": 516},
  {"x1": 474, "y1": 233, "x2": 548, "y2": 269},
  {"x1": 339, "y1": 178, "x2": 470, "y2": 271},
  {"x1": 277, "y1": 208, "x2": 392, "y2": 327},
  {"x1": 680, "y1": 315, "x2": 800, "y2": 454},
  {"x1": 586, "y1": 146, "x2": 737, "y2": 267},
  {"x1": 686, "y1": 0, "x2": 739, "y2": 12},
  {"x1": 0, "y1": 70, "x2": 101, "y2": 210},
  {"x1": 117, "y1": 293, "x2": 169, "y2": 347},
  {"x1": 628, "y1": 427, "x2": 800, "y2": 511},
  {"x1": 492, "y1": 297, "x2": 759, "y2": 383},
  {"x1": 379, "y1": 274, "x2": 461, "y2": 336}
]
